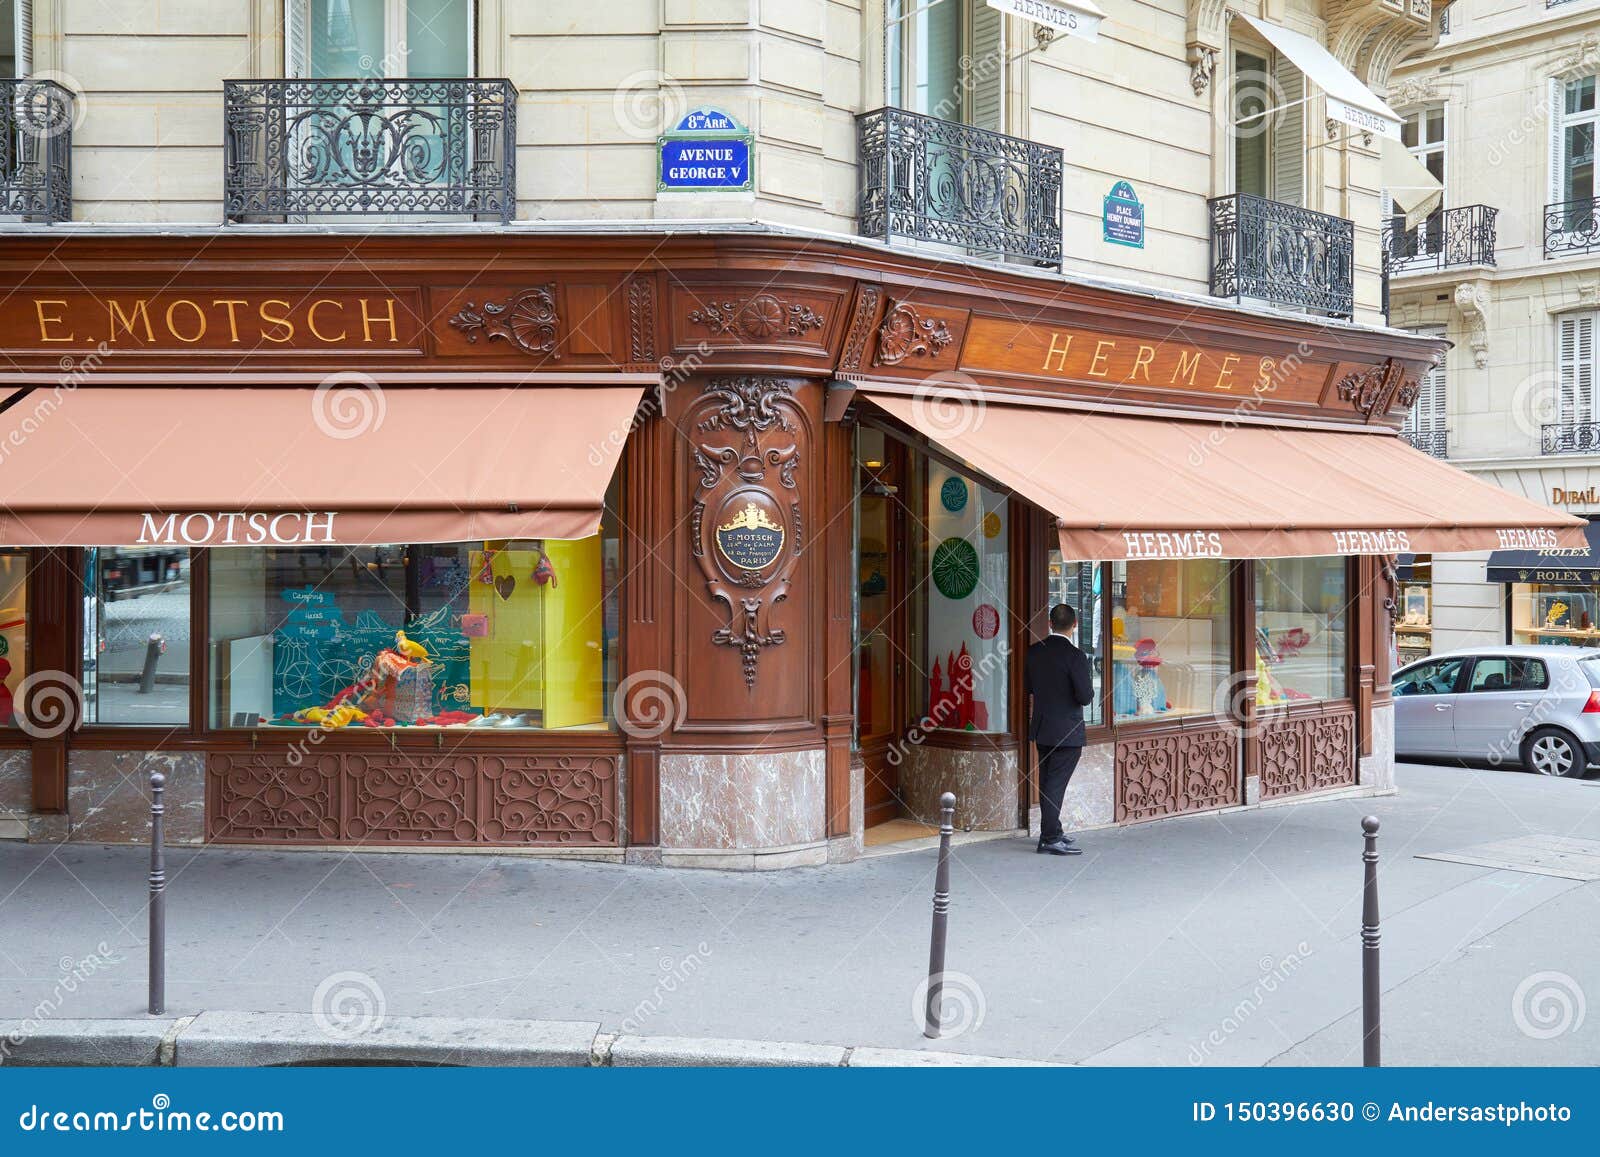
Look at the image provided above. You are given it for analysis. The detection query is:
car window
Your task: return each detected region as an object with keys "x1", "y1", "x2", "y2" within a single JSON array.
[
  {"x1": 1515, "y1": 659, "x2": 1549, "y2": 691},
  {"x1": 1394, "y1": 657, "x2": 1466, "y2": 696},
  {"x1": 1467, "y1": 658, "x2": 1513, "y2": 692}
]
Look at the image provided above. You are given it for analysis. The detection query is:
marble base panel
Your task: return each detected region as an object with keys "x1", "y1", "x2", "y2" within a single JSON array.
[
  {"x1": 67, "y1": 750, "x2": 206, "y2": 845},
  {"x1": 1360, "y1": 703, "x2": 1397, "y2": 793},
  {"x1": 0, "y1": 749, "x2": 30, "y2": 828},
  {"x1": 898, "y1": 743, "x2": 1020, "y2": 831},
  {"x1": 658, "y1": 747, "x2": 825, "y2": 852},
  {"x1": 1059, "y1": 742, "x2": 1115, "y2": 832}
]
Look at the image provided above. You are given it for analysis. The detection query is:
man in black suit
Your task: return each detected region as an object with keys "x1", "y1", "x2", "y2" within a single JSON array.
[{"x1": 1025, "y1": 604, "x2": 1096, "y2": 856}]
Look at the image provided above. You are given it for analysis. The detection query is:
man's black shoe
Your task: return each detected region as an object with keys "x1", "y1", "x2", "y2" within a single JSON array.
[{"x1": 1036, "y1": 838, "x2": 1082, "y2": 856}]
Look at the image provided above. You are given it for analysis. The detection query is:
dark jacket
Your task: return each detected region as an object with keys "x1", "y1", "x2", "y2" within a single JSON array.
[{"x1": 1025, "y1": 634, "x2": 1095, "y2": 748}]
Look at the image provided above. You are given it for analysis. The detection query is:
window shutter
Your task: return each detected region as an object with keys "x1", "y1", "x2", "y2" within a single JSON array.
[
  {"x1": 1271, "y1": 54, "x2": 1304, "y2": 206},
  {"x1": 284, "y1": 0, "x2": 308, "y2": 78},
  {"x1": 969, "y1": 1, "x2": 1003, "y2": 132},
  {"x1": 1559, "y1": 314, "x2": 1596, "y2": 425},
  {"x1": 1403, "y1": 326, "x2": 1447, "y2": 435},
  {"x1": 1550, "y1": 77, "x2": 1567, "y2": 206},
  {"x1": 16, "y1": 0, "x2": 33, "y2": 76}
]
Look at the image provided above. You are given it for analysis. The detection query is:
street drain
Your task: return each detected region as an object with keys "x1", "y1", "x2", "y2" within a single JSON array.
[{"x1": 1417, "y1": 835, "x2": 1600, "y2": 881}]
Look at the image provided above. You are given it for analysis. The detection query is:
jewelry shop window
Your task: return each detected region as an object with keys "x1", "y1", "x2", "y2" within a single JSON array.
[
  {"x1": 0, "y1": 551, "x2": 26, "y2": 727},
  {"x1": 1510, "y1": 581, "x2": 1600, "y2": 646},
  {"x1": 919, "y1": 462, "x2": 1008, "y2": 733},
  {"x1": 1046, "y1": 552, "x2": 1104, "y2": 728},
  {"x1": 1110, "y1": 559, "x2": 1232, "y2": 721},
  {"x1": 1253, "y1": 557, "x2": 1349, "y2": 707},
  {"x1": 81, "y1": 548, "x2": 193, "y2": 727},
  {"x1": 207, "y1": 528, "x2": 619, "y2": 731}
]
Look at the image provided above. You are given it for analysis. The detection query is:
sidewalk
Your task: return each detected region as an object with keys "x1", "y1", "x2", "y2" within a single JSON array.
[{"x1": 2, "y1": 764, "x2": 1597, "y2": 1066}]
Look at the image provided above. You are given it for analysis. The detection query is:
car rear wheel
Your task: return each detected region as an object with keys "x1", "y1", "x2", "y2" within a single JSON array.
[{"x1": 1521, "y1": 728, "x2": 1586, "y2": 778}]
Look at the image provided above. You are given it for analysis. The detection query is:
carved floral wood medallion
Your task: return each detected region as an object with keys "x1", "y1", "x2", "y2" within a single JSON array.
[
  {"x1": 688, "y1": 375, "x2": 806, "y2": 689},
  {"x1": 205, "y1": 751, "x2": 618, "y2": 846},
  {"x1": 1336, "y1": 358, "x2": 1419, "y2": 420},
  {"x1": 448, "y1": 284, "x2": 561, "y2": 357},
  {"x1": 874, "y1": 301, "x2": 954, "y2": 366},
  {"x1": 1114, "y1": 725, "x2": 1240, "y2": 822},
  {"x1": 687, "y1": 293, "x2": 826, "y2": 341}
]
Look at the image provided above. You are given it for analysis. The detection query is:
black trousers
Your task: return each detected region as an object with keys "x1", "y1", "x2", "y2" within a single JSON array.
[{"x1": 1037, "y1": 744, "x2": 1083, "y2": 844}]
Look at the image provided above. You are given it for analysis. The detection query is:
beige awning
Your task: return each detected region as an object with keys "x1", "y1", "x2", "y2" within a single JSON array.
[
  {"x1": 861, "y1": 390, "x2": 1586, "y2": 560},
  {"x1": 0, "y1": 385, "x2": 643, "y2": 547},
  {"x1": 1382, "y1": 136, "x2": 1444, "y2": 228},
  {"x1": 1239, "y1": 13, "x2": 1402, "y2": 141},
  {"x1": 984, "y1": 0, "x2": 1105, "y2": 43}
]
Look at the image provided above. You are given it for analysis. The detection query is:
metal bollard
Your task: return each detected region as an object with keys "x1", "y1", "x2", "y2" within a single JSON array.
[
  {"x1": 148, "y1": 770, "x2": 166, "y2": 1016},
  {"x1": 923, "y1": 791, "x2": 956, "y2": 1039},
  {"x1": 138, "y1": 634, "x2": 164, "y2": 695},
  {"x1": 1361, "y1": 815, "x2": 1381, "y2": 1067}
]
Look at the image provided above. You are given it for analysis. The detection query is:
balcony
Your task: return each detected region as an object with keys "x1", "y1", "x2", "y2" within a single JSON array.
[
  {"x1": 856, "y1": 106, "x2": 1063, "y2": 266},
  {"x1": 1401, "y1": 429, "x2": 1449, "y2": 458},
  {"x1": 1545, "y1": 198, "x2": 1600, "y2": 259},
  {"x1": 1542, "y1": 423, "x2": 1600, "y2": 455},
  {"x1": 223, "y1": 78, "x2": 516, "y2": 224},
  {"x1": 1, "y1": 79, "x2": 74, "y2": 223},
  {"x1": 1208, "y1": 194, "x2": 1355, "y2": 319},
  {"x1": 1382, "y1": 205, "x2": 1497, "y2": 276}
]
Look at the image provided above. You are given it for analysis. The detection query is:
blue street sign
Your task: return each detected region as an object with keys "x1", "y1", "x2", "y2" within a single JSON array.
[
  {"x1": 659, "y1": 108, "x2": 753, "y2": 192},
  {"x1": 1103, "y1": 180, "x2": 1145, "y2": 248}
]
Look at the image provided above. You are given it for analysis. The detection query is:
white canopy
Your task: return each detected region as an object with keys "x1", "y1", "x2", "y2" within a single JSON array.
[
  {"x1": 1381, "y1": 136, "x2": 1445, "y2": 227},
  {"x1": 1240, "y1": 13, "x2": 1402, "y2": 140},
  {"x1": 985, "y1": 0, "x2": 1105, "y2": 43}
]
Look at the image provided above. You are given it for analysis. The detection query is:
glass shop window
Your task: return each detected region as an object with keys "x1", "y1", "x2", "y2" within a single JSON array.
[
  {"x1": 1510, "y1": 583, "x2": 1600, "y2": 646},
  {"x1": 918, "y1": 462, "x2": 1008, "y2": 733},
  {"x1": 0, "y1": 551, "x2": 26, "y2": 727},
  {"x1": 1253, "y1": 557, "x2": 1350, "y2": 706},
  {"x1": 207, "y1": 527, "x2": 619, "y2": 731},
  {"x1": 1110, "y1": 559, "x2": 1232, "y2": 721},
  {"x1": 81, "y1": 548, "x2": 193, "y2": 726},
  {"x1": 1046, "y1": 552, "x2": 1104, "y2": 727}
]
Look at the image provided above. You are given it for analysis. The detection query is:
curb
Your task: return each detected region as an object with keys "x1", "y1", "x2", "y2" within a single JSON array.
[{"x1": 0, "y1": 1014, "x2": 1062, "y2": 1068}]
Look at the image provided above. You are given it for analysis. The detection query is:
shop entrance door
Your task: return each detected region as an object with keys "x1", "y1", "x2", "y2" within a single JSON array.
[{"x1": 856, "y1": 431, "x2": 911, "y2": 827}]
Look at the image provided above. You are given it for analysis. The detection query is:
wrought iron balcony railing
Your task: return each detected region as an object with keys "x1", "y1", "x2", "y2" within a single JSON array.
[
  {"x1": 1545, "y1": 197, "x2": 1600, "y2": 258},
  {"x1": 1401, "y1": 428, "x2": 1448, "y2": 458},
  {"x1": 1542, "y1": 422, "x2": 1600, "y2": 455},
  {"x1": 1208, "y1": 193, "x2": 1354, "y2": 319},
  {"x1": 1, "y1": 79, "x2": 74, "y2": 223},
  {"x1": 223, "y1": 78, "x2": 516, "y2": 223},
  {"x1": 1382, "y1": 205, "x2": 1497, "y2": 275},
  {"x1": 856, "y1": 106, "x2": 1063, "y2": 266}
]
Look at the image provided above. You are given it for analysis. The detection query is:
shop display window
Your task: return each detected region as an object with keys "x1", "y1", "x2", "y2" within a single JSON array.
[
  {"x1": 1254, "y1": 557, "x2": 1349, "y2": 705},
  {"x1": 1511, "y1": 584, "x2": 1600, "y2": 646},
  {"x1": 1046, "y1": 553, "x2": 1104, "y2": 727},
  {"x1": 0, "y1": 552, "x2": 26, "y2": 727},
  {"x1": 208, "y1": 529, "x2": 618, "y2": 731},
  {"x1": 918, "y1": 463, "x2": 1008, "y2": 733},
  {"x1": 1110, "y1": 559, "x2": 1232, "y2": 721},
  {"x1": 1395, "y1": 555, "x2": 1433, "y2": 666},
  {"x1": 81, "y1": 548, "x2": 192, "y2": 726}
]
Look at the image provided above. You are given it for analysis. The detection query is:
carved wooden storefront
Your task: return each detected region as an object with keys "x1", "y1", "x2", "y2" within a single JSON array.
[
  {"x1": 206, "y1": 751, "x2": 619, "y2": 846},
  {"x1": 1257, "y1": 705, "x2": 1358, "y2": 800},
  {"x1": 1114, "y1": 724, "x2": 1241, "y2": 823}
]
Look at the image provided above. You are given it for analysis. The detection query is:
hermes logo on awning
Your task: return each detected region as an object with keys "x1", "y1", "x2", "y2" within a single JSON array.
[
  {"x1": 137, "y1": 512, "x2": 339, "y2": 546},
  {"x1": 1330, "y1": 530, "x2": 1412, "y2": 553},
  {"x1": 1121, "y1": 531, "x2": 1224, "y2": 559},
  {"x1": 1496, "y1": 528, "x2": 1562, "y2": 550}
]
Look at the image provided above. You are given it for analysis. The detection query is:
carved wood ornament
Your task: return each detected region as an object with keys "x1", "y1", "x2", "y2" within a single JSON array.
[
  {"x1": 874, "y1": 301, "x2": 953, "y2": 366},
  {"x1": 688, "y1": 293, "x2": 825, "y2": 341},
  {"x1": 449, "y1": 285, "x2": 561, "y2": 357},
  {"x1": 1336, "y1": 358, "x2": 1419, "y2": 420},
  {"x1": 689, "y1": 376, "x2": 806, "y2": 689}
]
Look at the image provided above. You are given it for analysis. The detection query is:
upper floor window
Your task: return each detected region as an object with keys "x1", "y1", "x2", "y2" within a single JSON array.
[
  {"x1": 1403, "y1": 326, "x2": 1448, "y2": 438},
  {"x1": 1, "y1": 0, "x2": 28, "y2": 78},
  {"x1": 288, "y1": 0, "x2": 474, "y2": 79},
  {"x1": 1552, "y1": 75, "x2": 1597, "y2": 208},
  {"x1": 1558, "y1": 313, "x2": 1598, "y2": 427},
  {"x1": 1230, "y1": 45, "x2": 1304, "y2": 206},
  {"x1": 1402, "y1": 107, "x2": 1446, "y2": 190},
  {"x1": 888, "y1": 0, "x2": 1004, "y2": 130}
]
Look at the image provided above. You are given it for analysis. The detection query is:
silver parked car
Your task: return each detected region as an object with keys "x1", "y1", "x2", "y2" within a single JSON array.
[{"x1": 1393, "y1": 645, "x2": 1600, "y2": 778}]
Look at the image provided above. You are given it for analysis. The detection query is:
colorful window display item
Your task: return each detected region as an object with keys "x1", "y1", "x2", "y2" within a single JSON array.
[
  {"x1": 1110, "y1": 558, "x2": 1231, "y2": 722},
  {"x1": 921, "y1": 464, "x2": 1008, "y2": 732},
  {"x1": 208, "y1": 536, "x2": 616, "y2": 731},
  {"x1": 1254, "y1": 557, "x2": 1348, "y2": 703}
]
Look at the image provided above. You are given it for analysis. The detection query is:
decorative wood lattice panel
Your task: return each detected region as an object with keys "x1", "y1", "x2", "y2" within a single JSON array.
[
  {"x1": 207, "y1": 751, "x2": 619, "y2": 846},
  {"x1": 1258, "y1": 707, "x2": 1357, "y2": 800},
  {"x1": 1115, "y1": 725, "x2": 1240, "y2": 823}
]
